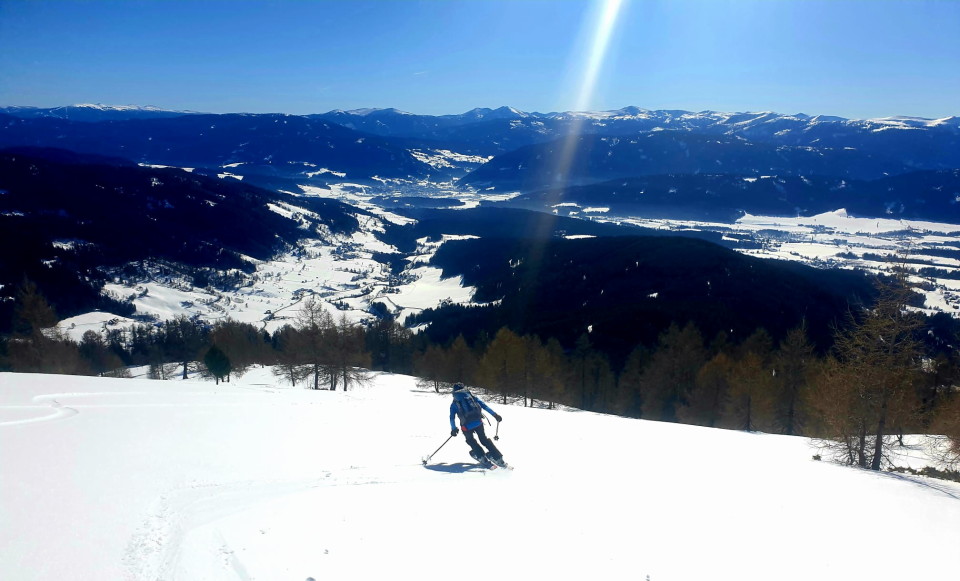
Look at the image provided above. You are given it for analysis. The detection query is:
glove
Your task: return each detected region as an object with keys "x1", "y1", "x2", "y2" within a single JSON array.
[
  {"x1": 451, "y1": 428, "x2": 458, "y2": 437},
  {"x1": 494, "y1": 414, "x2": 503, "y2": 422}
]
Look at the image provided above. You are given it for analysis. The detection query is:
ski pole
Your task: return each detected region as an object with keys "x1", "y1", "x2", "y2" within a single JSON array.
[
  {"x1": 494, "y1": 419, "x2": 500, "y2": 441},
  {"x1": 422, "y1": 434, "x2": 453, "y2": 465}
]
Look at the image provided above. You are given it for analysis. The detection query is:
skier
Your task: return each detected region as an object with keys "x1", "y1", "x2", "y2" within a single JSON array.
[{"x1": 449, "y1": 382, "x2": 506, "y2": 467}]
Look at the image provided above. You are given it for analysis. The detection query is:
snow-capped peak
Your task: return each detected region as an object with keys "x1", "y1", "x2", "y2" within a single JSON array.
[
  {"x1": 73, "y1": 103, "x2": 161, "y2": 111},
  {"x1": 459, "y1": 106, "x2": 529, "y2": 120},
  {"x1": 69, "y1": 103, "x2": 201, "y2": 114},
  {"x1": 863, "y1": 115, "x2": 960, "y2": 130},
  {"x1": 344, "y1": 107, "x2": 413, "y2": 117}
]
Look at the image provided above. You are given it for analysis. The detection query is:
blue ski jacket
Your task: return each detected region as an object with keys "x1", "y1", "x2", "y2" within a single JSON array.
[{"x1": 450, "y1": 390, "x2": 497, "y2": 431}]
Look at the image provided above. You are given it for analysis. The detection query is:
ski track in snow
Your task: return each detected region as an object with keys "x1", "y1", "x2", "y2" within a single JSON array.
[
  {"x1": 124, "y1": 464, "x2": 462, "y2": 580},
  {"x1": 126, "y1": 477, "x2": 330, "y2": 581},
  {"x1": 127, "y1": 460, "x2": 507, "y2": 580},
  {"x1": 3, "y1": 371, "x2": 960, "y2": 581},
  {"x1": 0, "y1": 395, "x2": 79, "y2": 427}
]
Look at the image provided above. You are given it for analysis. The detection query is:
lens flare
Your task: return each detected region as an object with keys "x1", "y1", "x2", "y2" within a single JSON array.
[
  {"x1": 544, "y1": 0, "x2": 626, "y2": 215},
  {"x1": 521, "y1": 0, "x2": 626, "y2": 323},
  {"x1": 574, "y1": 0, "x2": 625, "y2": 113}
]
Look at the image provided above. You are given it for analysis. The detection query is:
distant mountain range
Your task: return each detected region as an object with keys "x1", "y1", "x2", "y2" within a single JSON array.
[
  {"x1": 0, "y1": 112, "x2": 436, "y2": 180},
  {"x1": 311, "y1": 106, "x2": 960, "y2": 166},
  {"x1": 1, "y1": 103, "x2": 958, "y2": 223},
  {"x1": 0, "y1": 104, "x2": 204, "y2": 122},
  {"x1": 5, "y1": 103, "x2": 959, "y2": 162}
]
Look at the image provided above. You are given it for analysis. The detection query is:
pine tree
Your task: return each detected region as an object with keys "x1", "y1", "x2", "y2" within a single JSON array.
[
  {"x1": 720, "y1": 329, "x2": 776, "y2": 432},
  {"x1": 679, "y1": 352, "x2": 733, "y2": 427},
  {"x1": 414, "y1": 344, "x2": 448, "y2": 393},
  {"x1": 445, "y1": 334, "x2": 477, "y2": 386},
  {"x1": 517, "y1": 334, "x2": 544, "y2": 407},
  {"x1": 477, "y1": 327, "x2": 525, "y2": 404},
  {"x1": 204, "y1": 344, "x2": 232, "y2": 385},
  {"x1": 366, "y1": 314, "x2": 413, "y2": 374},
  {"x1": 722, "y1": 351, "x2": 775, "y2": 432},
  {"x1": 6, "y1": 279, "x2": 87, "y2": 374},
  {"x1": 162, "y1": 315, "x2": 207, "y2": 380},
  {"x1": 79, "y1": 330, "x2": 125, "y2": 376},
  {"x1": 271, "y1": 325, "x2": 310, "y2": 387},
  {"x1": 533, "y1": 337, "x2": 569, "y2": 409},
  {"x1": 569, "y1": 333, "x2": 615, "y2": 412},
  {"x1": 13, "y1": 279, "x2": 57, "y2": 338},
  {"x1": 209, "y1": 319, "x2": 269, "y2": 377},
  {"x1": 812, "y1": 270, "x2": 923, "y2": 469},
  {"x1": 294, "y1": 297, "x2": 337, "y2": 389},
  {"x1": 329, "y1": 314, "x2": 371, "y2": 391},
  {"x1": 616, "y1": 345, "x2": 650, "y2": 418},
  {"x1": 773, "y1": 323, "x2": 816, "y2": 435},
  {"x1": 640, "y1": 322, "x2": 707, "y2": 421}
]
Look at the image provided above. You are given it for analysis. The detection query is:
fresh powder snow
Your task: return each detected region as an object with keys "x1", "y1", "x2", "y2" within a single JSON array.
[{"x1": 2, "y1": 369, "x2": 959, "y2": 580}]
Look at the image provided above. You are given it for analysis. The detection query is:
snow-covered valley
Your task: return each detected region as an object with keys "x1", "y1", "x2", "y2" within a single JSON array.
[
  {"x1": 74, "y1": 185, "x2": 482, "y2": 342},
  {"x1": 69, "y1": 165, "x2": 960, "y2": 345},
  {"x1": 97, "y1": 231, "x2": 474, "y2": 337},
  {"x1": 2, "y1": 369, "x2": 959, "y2": 581},
  {"x1": 595, "y1": 207, "x2": 960, "y2": 315}
]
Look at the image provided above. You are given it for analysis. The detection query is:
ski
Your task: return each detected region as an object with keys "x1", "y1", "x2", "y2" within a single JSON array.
[{"x1": 482, "y1": 456, "x2": 513, "y2": 470}]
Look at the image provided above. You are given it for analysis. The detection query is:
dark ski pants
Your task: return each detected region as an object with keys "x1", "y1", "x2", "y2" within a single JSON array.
[{"x1": 463, "y1": 424, "x2": 502, "y2": 461}]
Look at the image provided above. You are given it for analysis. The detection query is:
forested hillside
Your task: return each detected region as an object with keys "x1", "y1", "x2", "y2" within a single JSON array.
[
  {"x1": 408, "y1": 235, "x2": 878, "y2": 363},
  {"x1": 0, "y1": 113, "x2": 435, "y2": 180},
  {"x1": 505, "y1": 170, "x2": 960, "y2": 223},
  {"x1": 0, "y1": 148, "x2": 361, "y2": 332}
]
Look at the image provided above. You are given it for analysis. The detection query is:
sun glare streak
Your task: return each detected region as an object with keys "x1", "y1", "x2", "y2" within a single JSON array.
[
  {"x1": 574, "y1": 0, "x2": 625, "y2": 113},
  {"x1": 546, "y1": 0, "x2": 626, "y2": 205},
  {"x1": 523, "y1": 0, "x2": 626, "y2": 311}
]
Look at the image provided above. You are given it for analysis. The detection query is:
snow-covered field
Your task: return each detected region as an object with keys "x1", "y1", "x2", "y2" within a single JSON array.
[{"x1": 2, "y1": 369, "x2": 959, "y2": 581}]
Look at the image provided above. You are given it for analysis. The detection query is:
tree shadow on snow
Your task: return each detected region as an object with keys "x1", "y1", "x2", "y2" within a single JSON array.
[
  {"x1": 879, "y1": 470, "x2": 960, "y2": 500},
  {"x1": 423, "y1": 462, "x2": 484, "y2": 473}
]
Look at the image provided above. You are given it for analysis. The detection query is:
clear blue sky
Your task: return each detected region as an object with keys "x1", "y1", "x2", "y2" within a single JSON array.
[{"x1": 1, "y1": 0, "x2": 958, "y2": 119}]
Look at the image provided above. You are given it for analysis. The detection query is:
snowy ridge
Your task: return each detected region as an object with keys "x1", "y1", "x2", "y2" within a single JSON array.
[
  {"x1": 8, "y1": 103, "x2": 956, "y2": 130},
  {"x1": 0, "y1": 104, "x2": 206, "y2": 122},
  {"x1": 865, "y1": 115, "x2": 960, "y2": 128},
  {"x1": 340, "y1": 107, "x2": 413, "y2": 116},
  {"x1": 423, "y1": 105, "x2": 957, "y2": 127},
  {"x1": 470, "y1": 106, "x2": 960, "y2": 136},
  {"x1": 70, "y1": 103, "x2": 188, "y2": 113}
]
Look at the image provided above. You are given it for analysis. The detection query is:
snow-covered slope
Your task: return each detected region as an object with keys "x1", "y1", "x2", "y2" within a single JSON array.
[{"x1": 2, "y1": 370, "x2": 958, "y2": 581}]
